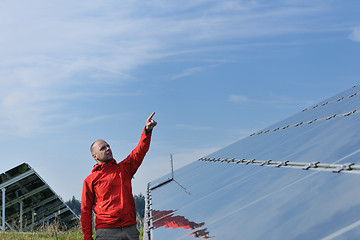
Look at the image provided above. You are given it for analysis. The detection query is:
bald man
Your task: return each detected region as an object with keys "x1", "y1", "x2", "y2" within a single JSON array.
[{"x1": 81, "y1": 113, "x2": 157, "y2": 240}]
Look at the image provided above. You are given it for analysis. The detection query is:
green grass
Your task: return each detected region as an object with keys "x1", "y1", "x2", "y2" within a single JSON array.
[
  {"x1": 0, "y1": 228, "x2": 84, "y2": 240},
  {"x1": 0, "y1": 219, "x2": 144, "y2": 240},
  {"x1": 0, "y1": 220, "x2": 85, "y2": 240}
]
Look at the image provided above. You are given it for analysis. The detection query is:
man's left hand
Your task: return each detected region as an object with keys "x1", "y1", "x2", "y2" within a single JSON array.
[{"x1": 145, "y1": 112, "x2": 157, "y2": 132}]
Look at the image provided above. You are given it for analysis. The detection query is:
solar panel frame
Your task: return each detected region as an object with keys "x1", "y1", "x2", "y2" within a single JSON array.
[
  {"x1": 0, "y1": 163, "x2": 79, "y2": 232},
  {"x1": 145, "y1": 85, "x2": 360, "y2": 239}
]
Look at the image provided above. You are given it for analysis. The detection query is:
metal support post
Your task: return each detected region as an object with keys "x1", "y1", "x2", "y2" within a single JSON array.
[
  {"x1": 1, "y1": 188, "x2": 5, "y2": 231},
  {"x1": 170, "y1": 154, "x2": 174, "y2": 180},
  {"x1": 32, "y1": 210, "x2": 35, "y2": 232},
  {"x1": 19, "y1": 201, "x2": 23, "y2": 232}
]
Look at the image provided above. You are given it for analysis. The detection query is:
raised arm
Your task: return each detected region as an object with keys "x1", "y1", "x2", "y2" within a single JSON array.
[{"x1": 122, "y1": 112, "x2": 157, "y2": 176}]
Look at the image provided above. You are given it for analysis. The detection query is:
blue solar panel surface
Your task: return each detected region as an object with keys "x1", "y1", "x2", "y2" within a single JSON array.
[{"x1": 146, "y1": 86, "x2": 360, "y2": 240}]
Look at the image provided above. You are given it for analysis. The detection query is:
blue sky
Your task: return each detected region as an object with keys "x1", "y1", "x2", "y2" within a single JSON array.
[{"x1": 0, "y1": 0, "x2": 359, "y2": 201}]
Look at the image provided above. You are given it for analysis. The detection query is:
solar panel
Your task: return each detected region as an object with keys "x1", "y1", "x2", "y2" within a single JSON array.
[
  {"x1": 145, "y1": 86, "x2": 360, "y2": 239},
  {"x1": 0, "y1": 163, "x2": 79, "y2": 232}
]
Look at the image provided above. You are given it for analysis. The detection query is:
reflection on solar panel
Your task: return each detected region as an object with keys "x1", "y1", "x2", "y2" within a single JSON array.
[
  {"x1": 0, "y1": 163, "x2": 79, "y2": 232},
  {"x1": 145, "y1": 86, "x2": 360, "y2": 239}
]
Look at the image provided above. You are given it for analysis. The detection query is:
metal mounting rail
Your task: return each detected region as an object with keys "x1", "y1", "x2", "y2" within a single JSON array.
[
  {"x1": 250, "y1": 109, "x2": 359, "y2": 136},
  {"x1": 302, "y1": 86, "x2": 359, "y2": 112},
  {"x1": 199, "y1": 157, "x2": 360, "y2": 174}
]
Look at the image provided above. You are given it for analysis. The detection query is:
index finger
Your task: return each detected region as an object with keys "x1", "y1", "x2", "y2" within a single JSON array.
[{"x1": 147, "y1": 112, "x2": 155, "y2": 121}]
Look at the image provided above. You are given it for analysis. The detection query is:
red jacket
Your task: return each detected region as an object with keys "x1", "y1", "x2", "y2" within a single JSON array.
[{"x1": 81, "y1": 129, "x2": 152, "y2": 240}]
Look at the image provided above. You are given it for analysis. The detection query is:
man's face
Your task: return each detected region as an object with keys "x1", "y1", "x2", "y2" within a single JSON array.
[{"x1": 92, "y1": 140, "x2": 113, "y2": 163}]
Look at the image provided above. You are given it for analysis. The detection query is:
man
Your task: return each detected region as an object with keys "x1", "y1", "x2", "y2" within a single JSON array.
[{"x1": 81, "y1": 112, "x2": 157, "y2": 240}]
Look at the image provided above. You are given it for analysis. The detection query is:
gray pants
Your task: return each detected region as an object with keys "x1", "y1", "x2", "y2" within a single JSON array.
[{"x1": 95, "y1": 224, "x2": 139, "y2": 240}]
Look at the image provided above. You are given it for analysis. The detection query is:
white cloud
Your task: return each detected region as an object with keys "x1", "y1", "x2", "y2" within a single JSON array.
[
  {"x1": 171, "y1": 67, "x2": 205, "y2": 80},
  {"x1": 0, "y1": 0, "x2": 337, "y2": 135},
  {"x1": 174, "y1": 124, "x2": 212, "y2": 131},
  {"x1": 228, "y1": 94, "x2": 249, "y2": 103},
  {"x1": 228, "y1": 92, "x2": 313, "y2": 111},
  {"x1": 349, "y1": 26, "x2": 360, "y2": 42}
]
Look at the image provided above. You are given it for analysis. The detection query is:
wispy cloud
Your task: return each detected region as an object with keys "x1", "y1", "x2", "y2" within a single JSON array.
[
  {"x1": 171, "y1": 67, "x2": 205, "y2": 80},
  {"x1": 228, "y1": 94, "x2": 249, "y2": 103},
  {"x1": 228, "y1": 93, "x2": 314, "y2": 110},
  {"x1": 0, "y1": 0, "x2": 340, "y2": 135},
  {"x1": 174, "y1": 124, "x2": 212, "y2": 131},
  {"x1": 349, "y1": 26, "x2": 360, "y2": 42}
]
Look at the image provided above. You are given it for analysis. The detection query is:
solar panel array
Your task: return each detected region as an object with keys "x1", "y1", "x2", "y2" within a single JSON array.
[
  {"x1": 145, "y1": 86, "x2": 360, "y2": 239},
  {"x1": 0, "y1": 163, "x2": 79, "y2": 232}
]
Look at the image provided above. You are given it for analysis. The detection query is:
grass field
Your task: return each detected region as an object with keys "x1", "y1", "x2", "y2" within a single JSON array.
[
  {"x1": 0, "y1": 223, "x2": 144, "y2": 240},
  {"x1": 0, "y1": 221, "x2": 83, "y2": 240},
  {"x1": 0, "y1": 227, "x2": 84, "y2": 240}
]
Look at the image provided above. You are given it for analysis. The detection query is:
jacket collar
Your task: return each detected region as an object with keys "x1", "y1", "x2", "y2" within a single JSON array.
[{"x1": 92, "y1": 159, "x2": 117, "y2": 172}]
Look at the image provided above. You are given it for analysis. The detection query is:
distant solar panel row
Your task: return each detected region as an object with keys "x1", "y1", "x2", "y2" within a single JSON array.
[
  {"x1": 145, "y1": 85, "x2": 360, "y2": 239},
  {"x1": 0, "y1": 163, "x2": 79, "y2": 232}
]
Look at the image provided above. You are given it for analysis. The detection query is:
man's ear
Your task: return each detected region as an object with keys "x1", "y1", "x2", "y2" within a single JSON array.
[{"x1": 92, "y1": 153, "x2": 97, "y2": 161}]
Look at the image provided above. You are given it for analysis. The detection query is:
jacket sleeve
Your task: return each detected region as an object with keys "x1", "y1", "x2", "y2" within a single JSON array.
[
  {"x1": 122, "y1": 127, "x2": 152, "y2": 177},
  {"x1": 81, "y1": 177, "x2": 95, "y2": 240}
]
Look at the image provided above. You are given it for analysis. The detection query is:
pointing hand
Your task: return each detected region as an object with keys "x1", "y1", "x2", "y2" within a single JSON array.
[{"x1": 146, "y1": 112, "x2": 157, "y2": 132}]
